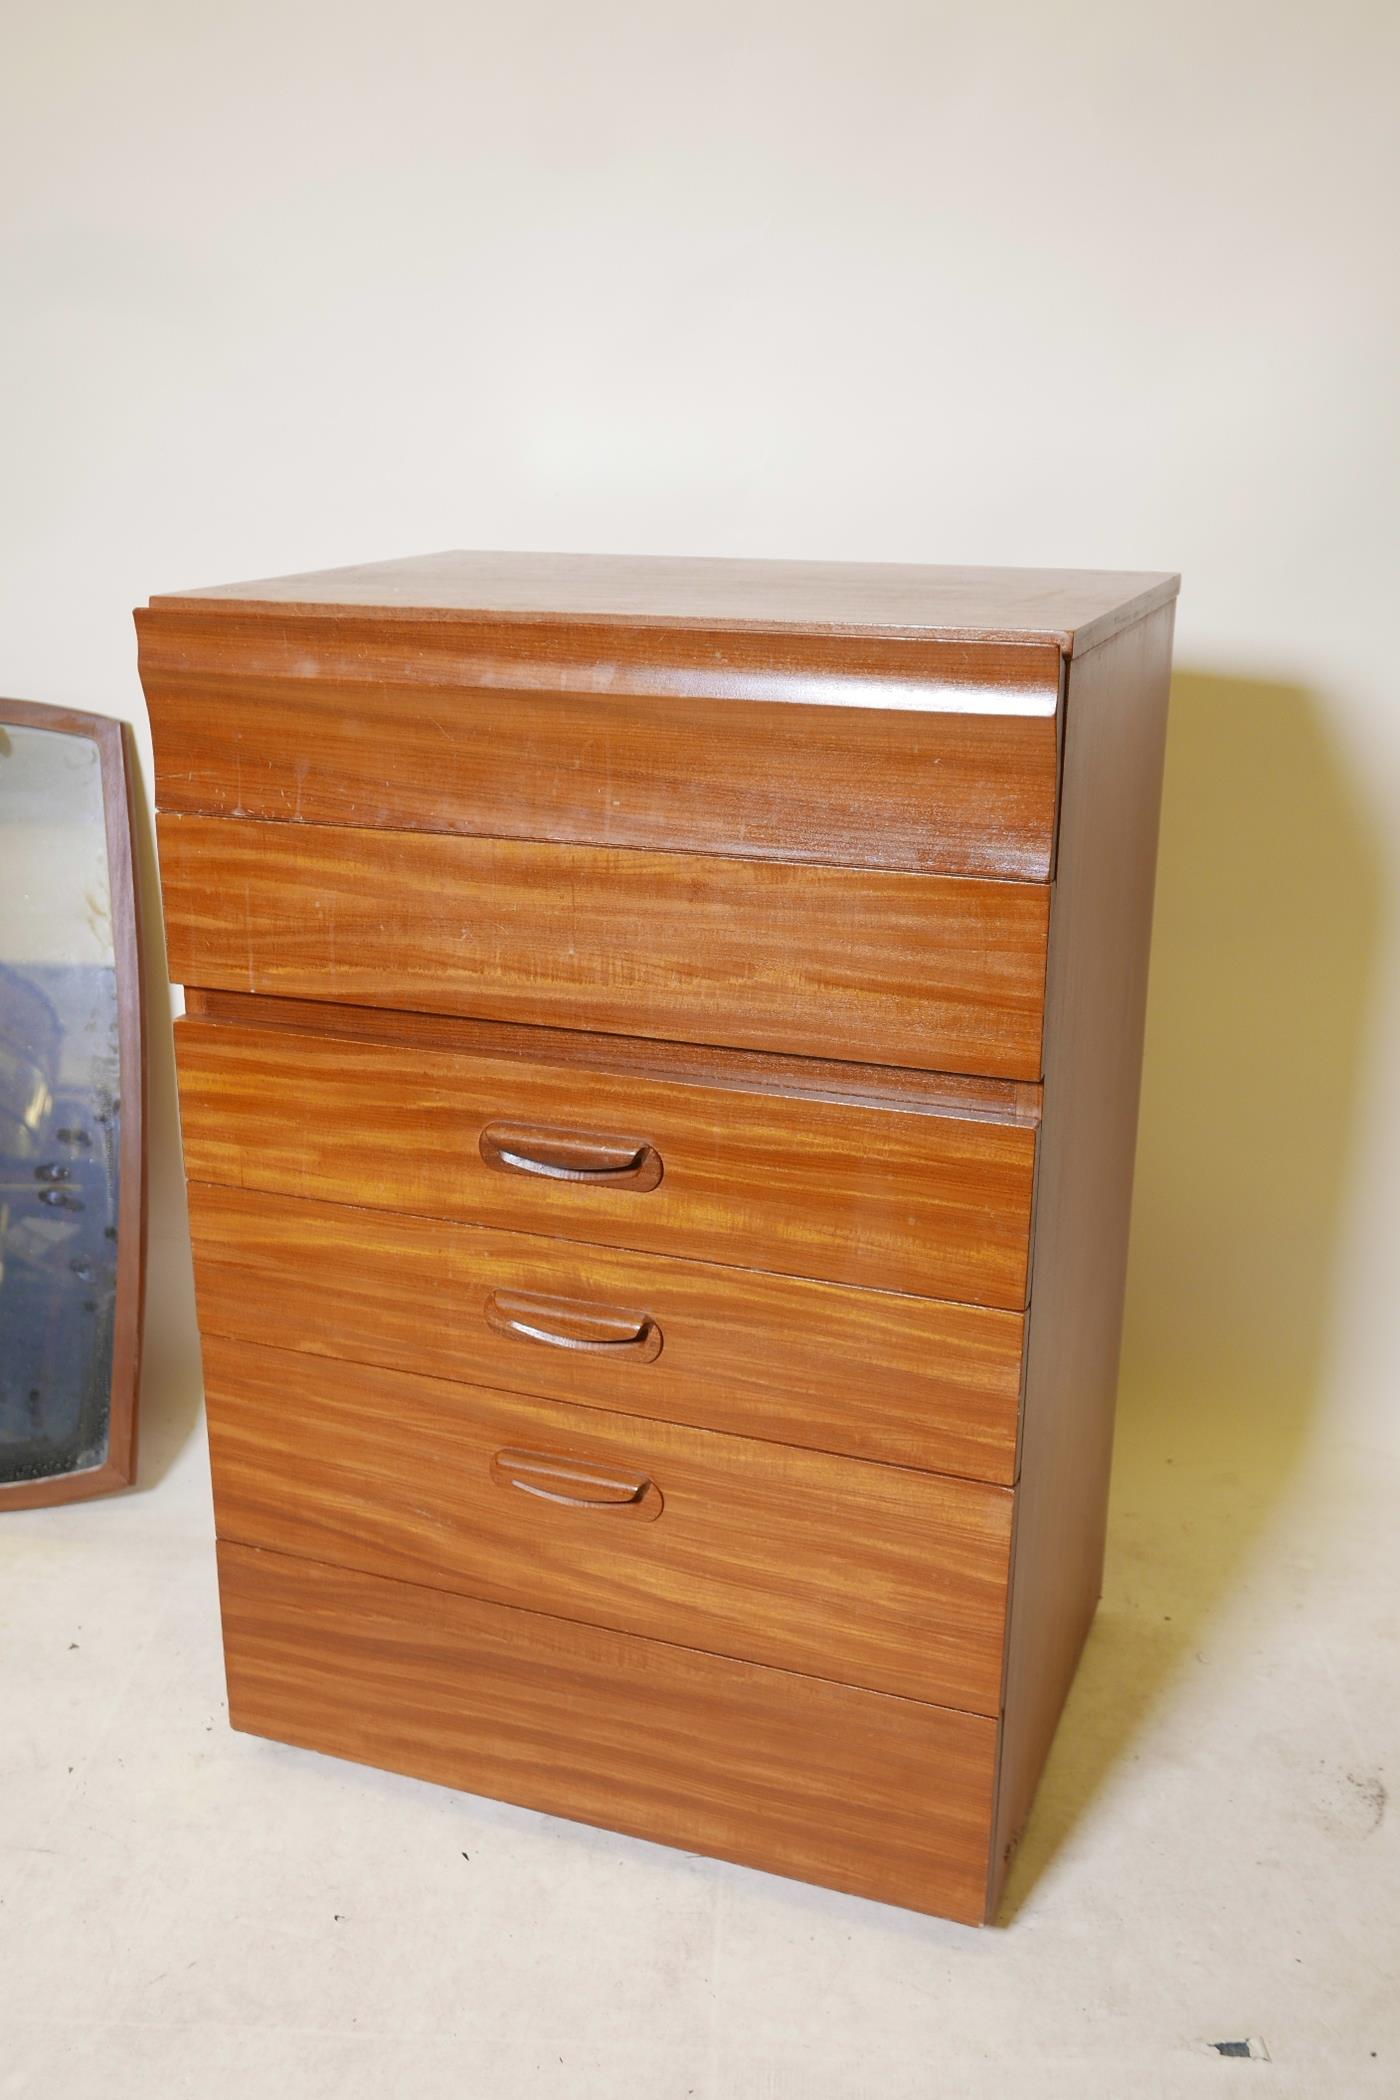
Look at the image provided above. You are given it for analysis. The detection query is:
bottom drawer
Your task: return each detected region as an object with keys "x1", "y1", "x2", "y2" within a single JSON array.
[{"x1": 219, "y1": 1541, "x2": 1000, "y2": 1924}]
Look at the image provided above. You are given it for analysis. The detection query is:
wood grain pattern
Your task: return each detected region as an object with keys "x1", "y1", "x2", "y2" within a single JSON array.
[
  {"x1": 174, "y1": 1011, "x2": 1037, "y2": 1307},
  {"x1": 988, "y1": 603, "x2": 1175, "y2": 1914},
  {"x1": 150, "y1": 548, "x2": 1179, "y2": 656},
  {"x1": 157, "y1": 813, "x2": 1051, "y2": 1079},
  {"x1": 220, "y1": 1540, "x2": 1001, "y2": 1922},
  {"x1": 182, "y1": 988, "x2": 1043, "y2": 1125},
  {"x1": 0, "y1": 699, "x2": 146, "y2": 1512},
  {"x1": 136, "y1": 552, "x2": 1180, "y2": 1925},
  {"x1": 139, "y1": 609, "x2": 1060, "y2": 879},
  {"x1": 187, "y1": 1181, "x2": 1026, "y2": 1482},
  {"x1": 204, "y1": 1333, "x2": 1012, "y2": 1711}
]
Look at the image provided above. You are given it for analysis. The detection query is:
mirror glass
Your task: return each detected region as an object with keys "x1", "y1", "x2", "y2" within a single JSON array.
[{"x1": 0, "y1": 725, "x2": 123, "y2": 1484}]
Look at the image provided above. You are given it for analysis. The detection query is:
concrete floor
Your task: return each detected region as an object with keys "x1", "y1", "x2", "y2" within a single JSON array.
[{"x1": 3, "y1": 1320, "x2": 1397, "y2": 2100}]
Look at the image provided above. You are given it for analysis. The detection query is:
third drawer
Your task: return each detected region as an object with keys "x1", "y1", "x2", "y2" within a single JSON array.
[{"x1": 173, "y1": 1003, "x2": 1037, "y2": 1308}]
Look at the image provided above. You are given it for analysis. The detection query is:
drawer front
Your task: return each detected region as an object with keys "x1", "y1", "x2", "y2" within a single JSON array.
[
  {"x1": 204, "y1": 1334, "x2": 1013, "y2": 1712},
  {"x1": 157, "y1": 813, "x2": 1050, "y2": 1080},
  {"x1": 220, "y1": 1540, "x2": 999, "y2": 1923},
  {"x1": 188, "y1": 1182, "x2": 1025, "y2": 1482},
  {"x1": 175, "y1": 1013, "x2": 1036, "y2": 1308},
  {"x1": 140, "y1": 609, "x2": 1061, "y2": 881}
]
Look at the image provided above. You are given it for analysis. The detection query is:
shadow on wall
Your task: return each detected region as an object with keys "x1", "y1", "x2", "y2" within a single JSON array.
[{"x1": 1005, "y1": 667, "x2": 1384, "y2": 1917}]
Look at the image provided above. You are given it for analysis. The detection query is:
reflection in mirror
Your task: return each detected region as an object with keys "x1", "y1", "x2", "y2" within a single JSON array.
[{"x1": 1, "y1": 705, "x2": 144, "y2": 1506}]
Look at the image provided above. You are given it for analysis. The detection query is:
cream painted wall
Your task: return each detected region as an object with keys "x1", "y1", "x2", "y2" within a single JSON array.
[{"x1": 3, "y1": 1, "x2": 1397, "y2": 1459}]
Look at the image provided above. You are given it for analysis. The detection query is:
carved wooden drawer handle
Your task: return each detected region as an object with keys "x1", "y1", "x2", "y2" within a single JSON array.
[
  {"x1": 479, "y1": 1122, "x2": 663, "y2": 1191},
  {"x1": 489, "y1": 1446, "x2": 664, "y2": 1521},
  {"x1": 485, "y1": 1289, "x2": 663, "y2": 1362}
]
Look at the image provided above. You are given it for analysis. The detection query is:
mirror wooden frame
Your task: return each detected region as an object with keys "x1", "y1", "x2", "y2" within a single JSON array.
[{"x1": 0, "y1": 697, "x2": 147, "y2": 1509}]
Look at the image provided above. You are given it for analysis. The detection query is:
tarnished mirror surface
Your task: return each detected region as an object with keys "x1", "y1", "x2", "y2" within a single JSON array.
[{"x1": 1, "y1": 706, "x2": 143, "y2": 1503}]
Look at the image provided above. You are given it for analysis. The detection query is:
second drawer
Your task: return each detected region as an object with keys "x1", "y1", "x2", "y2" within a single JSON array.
[
  {"x1": 157, "y1": 812, "x2": 1050, "y2": 1079},
  {"x1": 204, "y1": 1333, "x2": 1014, "y2": 1713}
]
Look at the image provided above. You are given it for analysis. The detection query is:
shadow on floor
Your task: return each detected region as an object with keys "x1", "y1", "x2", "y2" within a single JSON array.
[{"x1": 1003, "y1": 667, "x2": 1385, "y2": 1919}]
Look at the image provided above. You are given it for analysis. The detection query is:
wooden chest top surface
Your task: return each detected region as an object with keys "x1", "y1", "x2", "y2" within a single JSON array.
[{"x1": 145, "y1": 548, "x2": 1179, "y2": 658}]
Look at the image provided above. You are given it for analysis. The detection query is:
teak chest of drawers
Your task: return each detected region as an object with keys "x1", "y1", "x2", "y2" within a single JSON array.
[{"x1": 139, "y1": 551, "x2": 1178, "y2": 1925}]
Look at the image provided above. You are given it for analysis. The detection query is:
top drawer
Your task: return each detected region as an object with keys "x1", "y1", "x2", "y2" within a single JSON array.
[{"x1": 138, "y1": 609, "x2": 1062, "y2": 882}]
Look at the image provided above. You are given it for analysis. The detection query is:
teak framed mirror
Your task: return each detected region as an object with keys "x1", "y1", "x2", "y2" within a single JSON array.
[{"x1": 0, "y1": 698, "x2": 146, "y2": 1508}]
